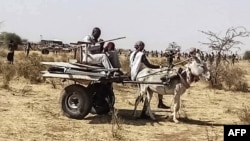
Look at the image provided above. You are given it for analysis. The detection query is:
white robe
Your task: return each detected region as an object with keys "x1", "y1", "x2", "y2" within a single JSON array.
[
  {"x1": 82, "y1": 35, "x2": 113, "y2": 69},
  {"x1": 130, "y1": 51, "x2": 144, "y2": 81}
]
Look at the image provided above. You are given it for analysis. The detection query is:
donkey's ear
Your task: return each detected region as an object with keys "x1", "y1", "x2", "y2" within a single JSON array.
[
  {"x1": 192, "y1": 56, "x2": 201, "y2": 63},
  {"x1": 178, "y1": 67, "x2": 183, "y2": 73}
]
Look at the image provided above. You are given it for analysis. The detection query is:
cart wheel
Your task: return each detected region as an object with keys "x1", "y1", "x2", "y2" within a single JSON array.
[
  {"x1": 61, "y1": 84, "x2": 92, "y2": 119},
  {"x1": 87, "y1": 83, "x2": 115, "y2": 115},
  {"x1": 41, "y1": 49, "x2": 49, "y2": 54}
]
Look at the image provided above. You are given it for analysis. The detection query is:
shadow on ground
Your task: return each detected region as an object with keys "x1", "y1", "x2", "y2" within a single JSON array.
[{"x1": 84, "y1": 109, "x2": 224, "y2": 127}]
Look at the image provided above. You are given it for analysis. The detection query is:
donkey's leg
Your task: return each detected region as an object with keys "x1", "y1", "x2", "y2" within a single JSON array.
[
  {"x1": 140, "y1": 97, "x2": 149, "y2": 119},
  {"x1": 172, "y1": 84, "x2": 182, "y2": 123},
  {"x1": 145, "y1": 90, "x2": 155, "y2": 120},
  {"x1": 133, "y1": 94, "x2": 143, "y2": 117},
  {"x1": 133, "y1": 84, "x2": 145, "y2": 117}
]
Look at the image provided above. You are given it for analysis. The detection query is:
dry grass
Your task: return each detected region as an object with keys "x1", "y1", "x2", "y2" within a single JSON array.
[
  {"x1": 0, "y1": 51, "x2": 250, "y2": 140},
  {"x1": 205, "y1": 125, "x2": 219, "y2": 141},
  {"x1": 0, "y1": 63, "x2": 16, "y2": 89},
  {"x1": 210, "y1": 63, "x2": 249, "y2": 92},
  {"x1": 111, "y1": 108, "x2": 125, "y2": 140},
  {"x1": 0, "y1": 48, "x2": 8, "y2": 58},
  {"x1": 238, "y1": 104, "x2": 250, "y2": 124},
  {"x1": 0, "y1": 51, "x2": 72, "y2": 86},
  {"x1": 14, "y1": 52, "x2": 46, "y2": 84},
  {"x1": 119, "y1": 56, "x2": 130, "y2": 74}
]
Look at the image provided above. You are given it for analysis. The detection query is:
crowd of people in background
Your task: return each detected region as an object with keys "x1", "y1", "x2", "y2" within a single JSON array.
[
  {"x1": 6, "y1": 39, "x2": 241, "y2": 67},
  {"x1": 121, "y1": 48, "x2": 240, "y2": 66}
]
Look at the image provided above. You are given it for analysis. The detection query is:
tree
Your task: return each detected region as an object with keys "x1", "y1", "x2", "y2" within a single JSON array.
[
  {"x1": 165, "y1": 42, "x2": 181, "y2": 52},
  {"x1": 200, "y1": 26, "x2": 250, "y2": 66},
  {"x1": 0, "y1": 32, "x2": 22, "y2": 49},
  {"x1": 200, "y1": 26, "x2": 250, "y2": 90},
  {"x1": 243, "y1": 51, "x2": 250, "y2": 60}
]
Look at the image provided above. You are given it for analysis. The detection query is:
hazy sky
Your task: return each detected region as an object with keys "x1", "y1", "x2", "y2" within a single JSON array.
[{"x1": 1, "y1": 0, "x2": 250, "y2": 54}]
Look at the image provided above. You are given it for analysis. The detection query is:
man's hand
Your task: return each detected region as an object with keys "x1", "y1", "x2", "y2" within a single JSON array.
[{"x1": 99, "y1": 39, "x2": 104, "y2": 52}]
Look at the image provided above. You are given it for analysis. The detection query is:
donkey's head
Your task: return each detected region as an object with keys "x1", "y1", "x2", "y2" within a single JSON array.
[{"x1": 185, "y1": 57, "x2": 211, "y2": 83}]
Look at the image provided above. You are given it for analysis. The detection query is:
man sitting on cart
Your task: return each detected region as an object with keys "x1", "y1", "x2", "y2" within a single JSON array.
[
  {"x1": 82, "y1": 27, "x2": 123, "y2": 76},
  {"x1": 82, "y1": 27, "x2": 112, "y2": 68},
  {"x1": 130, "y1": 41, "x2": 170, "y2": 109}
]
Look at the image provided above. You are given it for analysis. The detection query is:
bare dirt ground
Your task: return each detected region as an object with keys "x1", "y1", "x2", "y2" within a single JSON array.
[{"x1": 0, "y1": 52, "x2": 250, "y2": 141}]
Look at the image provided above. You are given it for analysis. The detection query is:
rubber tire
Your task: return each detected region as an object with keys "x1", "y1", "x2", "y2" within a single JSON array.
[
  {"x1": 61, "y1": 84, "x2": 92, "y2": 119},
  {"x1": 42, "y1": 49, "x2": 49, "y2": 54}
]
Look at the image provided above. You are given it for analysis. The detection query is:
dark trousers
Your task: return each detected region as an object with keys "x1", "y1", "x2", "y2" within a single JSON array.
[
  {"x1": 26, "y1": 49, "x2": 30, "y2": 56},
  {"x1": 168, "y1": 59, "x2": 173, "y2": 68},
  {"x1": 7, "y1": 52, "x2": 14, "y2": 64}
]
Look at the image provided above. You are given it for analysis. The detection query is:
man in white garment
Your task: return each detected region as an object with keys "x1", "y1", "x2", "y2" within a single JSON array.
[
  {"x1": 130, "y1": 41, "x2": 170, "y2": 109},
  {"x1": 82, "y1": 27, "x2": 114, "y2": 69}
]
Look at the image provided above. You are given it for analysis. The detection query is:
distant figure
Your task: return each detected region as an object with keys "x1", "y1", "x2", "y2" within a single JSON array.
[
  {"x1": 231, "y1": 54, "x2": 236, "y2": 65},
  {"x1": 216, "y1": 52, "x2": 221, "y2": 66},
  {"x1": 166, "y1": 50, "x2": 175, "y2": 69},
  {"x1": 7, "y1": 40, "x2": 15, "y2": 64},
  {"x1": 176, "y1": 51, "x2": 181, "y2": 61},
  {"x1": 25, "y1": 42, "x2": 32, "y2": 56}
]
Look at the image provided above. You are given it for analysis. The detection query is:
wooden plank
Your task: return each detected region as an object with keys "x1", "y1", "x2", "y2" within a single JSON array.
[
  {"x1": 41, "y1": 62, "x2": 84, "y2": 69},
  {"x1": 64, "y1": 69, "x2": 107, "y2": 77},
  {"x1": 70, "y1": 62, "x2": 103, "y2": 69},
  {"x1": 42, "y1": 72, "x2": 101, "y2": 81},
  {"x1": 41, "y1": 62, "x2": 119, "y2": 72},
  {"x1": 70, "y1": 62, "x2": 119, "y2": 71}
]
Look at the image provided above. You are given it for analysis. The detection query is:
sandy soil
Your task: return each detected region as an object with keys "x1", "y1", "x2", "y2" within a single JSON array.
[{"x1": 0, "y1": 52, "x2": 250, "y2": 141}]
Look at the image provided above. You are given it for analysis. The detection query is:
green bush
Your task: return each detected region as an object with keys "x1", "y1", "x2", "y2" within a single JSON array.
[{"x1": 243, "y1": 51, "x2": 250, "y2": 60}]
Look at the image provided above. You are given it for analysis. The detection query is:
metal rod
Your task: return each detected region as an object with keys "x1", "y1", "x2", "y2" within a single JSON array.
[
  {"x1": 122, "y1": 81, "x2": 165, "y2": 85},
  {"x1": 96, "y1": 37, "x2": 126, "y2": 44}
]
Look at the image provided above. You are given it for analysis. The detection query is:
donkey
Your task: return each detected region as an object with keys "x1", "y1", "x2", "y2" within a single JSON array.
[{"x1": 133, "y1": 58, "x2": 211, "y2": 123}]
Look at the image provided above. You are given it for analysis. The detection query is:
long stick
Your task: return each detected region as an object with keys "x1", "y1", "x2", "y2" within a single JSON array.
[
  {"x1": 76, "y1": 36, "x2": 126, "y2": 45},
  {"x1": 69, "y1": 37, "x2": 126, "y2": 50},
  {"x1": 173, "y1": 58, "x2": 191, "y2": 66},
  {"x1": 96, "y1": 37, "x2": 126, "y2": 44},
  {"x1": 136, "y1": 58, "x2": 191, "y2": 79}
]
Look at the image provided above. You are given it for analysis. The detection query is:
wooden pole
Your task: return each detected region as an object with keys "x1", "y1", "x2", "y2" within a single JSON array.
[
  {"x1": 73, "y1": 47, "x2": 77, "y2": 59},
  {"x1": 84, "y1": 44, "x2": 88, "y2": 64},
  {"x1": 122, "y1": 81, "x2": 166, "y2": 85},
  {"x1": 80, "y1": 45, "x2": 83, "y2": 63},
  {"x1": 96, "y1": 37, "x2": 126, "y2": 44}
]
